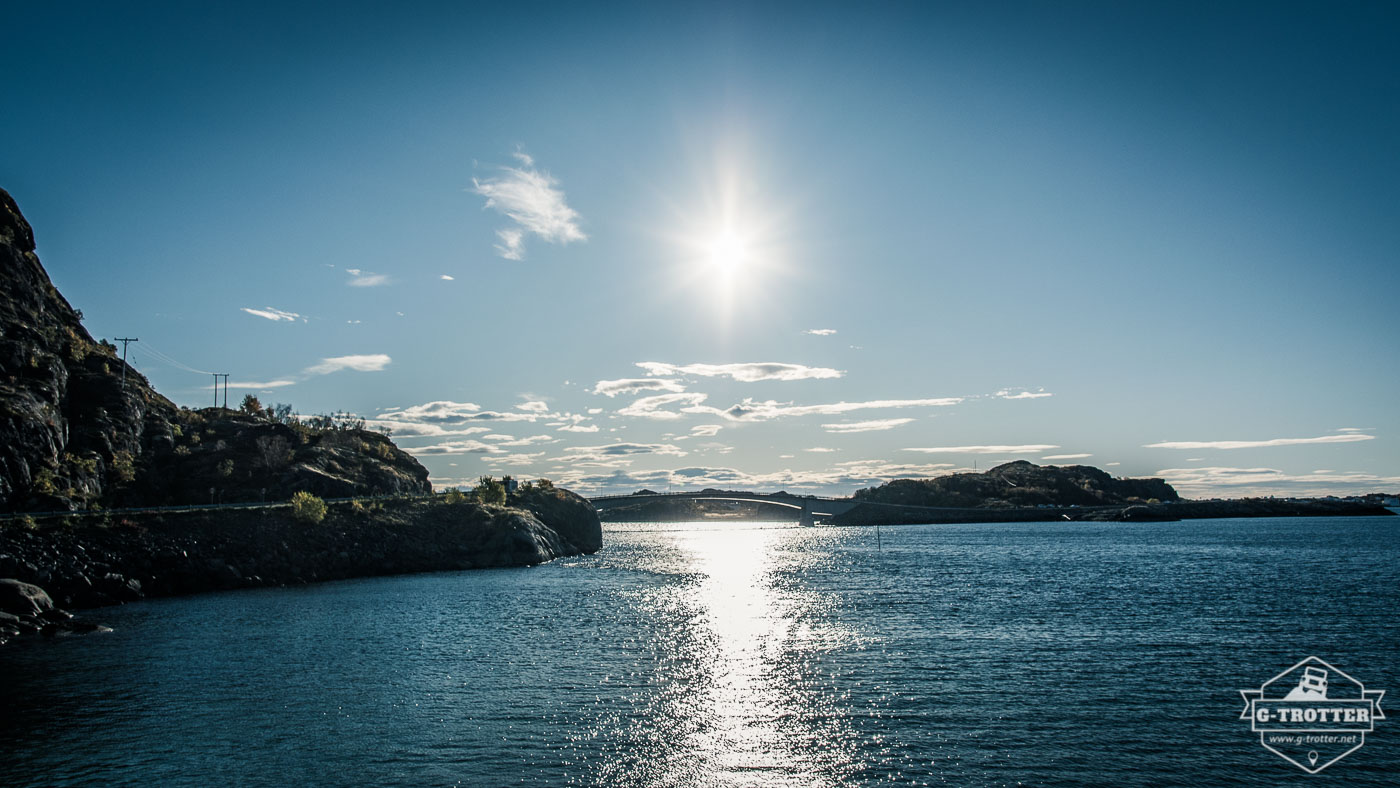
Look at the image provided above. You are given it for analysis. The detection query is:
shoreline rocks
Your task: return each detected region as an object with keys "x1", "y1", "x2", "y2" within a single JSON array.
[{"x1": 0, "y1": 488, "x2": 602, "y2": 644}]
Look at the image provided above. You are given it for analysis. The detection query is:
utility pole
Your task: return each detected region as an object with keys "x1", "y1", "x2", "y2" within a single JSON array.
[
  {"x1": 218, "y1": 373, "x2": 230, "y2": 409},
  {"x1": 212, "y1": 373, "x2": 219, "y2": 407},
  {"x1": 113, "y1": 337, "x2": 138, "y2": 391}
]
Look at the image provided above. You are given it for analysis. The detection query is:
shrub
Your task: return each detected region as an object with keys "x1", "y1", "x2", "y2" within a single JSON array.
[
  {"x1": 473, "y1": 476, "x2": 506, "y2": 505},
  {"x1": 111, "y1": 450, "x2": 136, "y2": 483},
  {"x1": 218, "y1": 459, "x2": 234, "y2": 477},
  {"x1": 444, "y1": 487, "x2": 468, "y2": 504},
  {"x1": 32, "y1": 468, "x2": 58, "y2": 495},
  {"x1": 290, "y1": 491, "x2": 327, "y2": 524}
]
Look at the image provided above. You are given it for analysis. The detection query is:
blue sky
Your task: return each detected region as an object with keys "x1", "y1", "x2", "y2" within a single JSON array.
[{"x1": 3, "y1": 1, "x2": 1397, "y2": 497}]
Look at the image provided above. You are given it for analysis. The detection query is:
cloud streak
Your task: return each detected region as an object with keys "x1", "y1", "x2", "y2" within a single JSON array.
[
  {"x1": 593, "y1": 378, "x2": 686, "y2": 398},
  {"x1": 227, "y1": 379, "x2": 297, "y2": 389},
  {"x1": 344, "y1": 268, "x2": 390, "y2": 287},
  {"x1": 304, "y1": 354, "x2": 392, "y2": 375},
  {"x1": 618, "y1": 392, "x2": 710, "y2": 420},
  {"x1": 240, "y1": 307, "x2": 304, "y2": 322},
  {"x1": 550, "y1": 458, "x2": 963, "y2": 496},
  {"x1": 637, "y1": 361, "x2": 843, "y2": 382},
  {"x1": 822, "y1": 418, "x2": 915, "y2": 433},
  {"x1": 1156, "y1": 466, "x2": 1400, "y2": 497},
  {"x1": 995, "y1": 388, "x2": 1052, "y2": 400},
  {"x1": 694, "y1": 397, "x2": 963, "y2": 422},
  {"x1": 905, "y1": 444, "x2": 1059, "y2": 454},
  {"x1": 1143, "y1": 433, "x2": 1375, "y2": 450},
  {"x1": 472, "y1": 153, "x2": 586, "y2": 260}
]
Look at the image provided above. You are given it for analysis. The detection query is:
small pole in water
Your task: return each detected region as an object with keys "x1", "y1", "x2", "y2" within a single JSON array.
[{"x1": 877, "y1": 522, "x2": 882, "y2": 551}]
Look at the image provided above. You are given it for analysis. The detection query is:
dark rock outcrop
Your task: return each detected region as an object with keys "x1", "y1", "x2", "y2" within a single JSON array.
[
  {"x1": 0, "y1": 494, "x2": 602, "y2": 617},
  {"x1": 852, "y1": 461, "x2": 1181, "y2": 509},
  {"x1": 510, "y1": 483, "x2": 602, "y2": 553}
]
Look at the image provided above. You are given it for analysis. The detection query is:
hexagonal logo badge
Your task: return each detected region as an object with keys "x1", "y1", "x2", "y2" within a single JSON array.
[{"x1": 1239, "y1": 656, "x2": 1386, "y2": 773}]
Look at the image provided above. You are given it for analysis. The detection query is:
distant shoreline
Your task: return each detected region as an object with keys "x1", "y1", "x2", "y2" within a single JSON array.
[{"x1": 600, "y1": 497, "x2": 1394, "y2": 526}]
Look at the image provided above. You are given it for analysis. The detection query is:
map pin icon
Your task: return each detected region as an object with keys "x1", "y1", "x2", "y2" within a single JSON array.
[{"x1": 1308, "y1": 751, "x2": 1319, "y2": 767}]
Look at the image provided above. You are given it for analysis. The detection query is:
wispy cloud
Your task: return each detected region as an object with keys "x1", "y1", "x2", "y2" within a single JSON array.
[
  {"x1": 1143, "y1": 433, "x2": 1375, "y2": 450},
  {"x1": 378, "y1": 400, "x2": 482, "y2": 423},
  {"x1": 482, "y1": 434, "x2": 556, "y2": 448},
  {"x1": 440, "y1": 274, "x2": 455, "y2": 281},
  {"x1": 405, "y1": 439, "x2": 505, "y2": 456},
  {"x1": 555, "y1": 442, "x2": 687, "y2": 464},
  {"x1": 905, "y1": 444, "x2": 1060, "y2": 454},
  {"x1": 344, "y1": 268, "x2": 390, "y2": 287},
  {"x1": 304, "y1": 354, "x2": 392, "y2": 375},
  {"x1": 804, "y1": 328, "x2": 837, "y2": 336},
  {"x1": 689, "y1": 425, "x2": 723, "y2": 438},
  {"x1": 1155, "y1": 466, "x2": 1400, "y2": 497},
  {"x1": 240, "y1": 306, "x2": 305, "y2": 323},
  {"x1": 637, "y1": 361, "x2": 843, "y2": 382},
  {"x1": 995, "y1": 388, "x2": 1053, "y2": 400},
  {"x1": 592, "y1": 378, "x2": 686, "y2": 398},
  {"x1": 806, "y1": 447, "x2": 838, "y2": 453},
  {"x1": 1042, "y1": 453, "x2": 1092, "y2": 461},
  {"x1": 551, "y1": 458, "x2": 962, "y2": 497},
  {"x1": 472, "y1": 152, "x2": 586, "y2": 260},
  {"x1": 364, "y1": 421, "x2": 492, "y2": 438},
  {"x1": 691, "y1": 397, "x2": 963, "y2": 422},
  {"x1": 822, "y1": 418, "x2": 915, "y2": 433},
  {"x1": 516, "y1": 400, "x2": 550, "y2": 413},
  {"x1": 227, "y1": 379, "x2": 297, "y2": 389},
  {"x1": 618, "y1": 392, "x2": 710, "y2": 420}
]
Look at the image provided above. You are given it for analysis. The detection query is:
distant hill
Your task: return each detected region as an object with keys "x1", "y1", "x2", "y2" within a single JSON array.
[
  {"x1": 852, "y1": 461, "x2": 1180, "y2": 509},
  {"x1": 0, "y1": 187, "x2": 429, "y2": 512}
]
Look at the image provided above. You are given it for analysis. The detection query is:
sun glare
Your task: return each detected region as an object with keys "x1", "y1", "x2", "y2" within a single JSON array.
[{"x1": 707, "y1": 232, "x2": 748, "y2": 275}]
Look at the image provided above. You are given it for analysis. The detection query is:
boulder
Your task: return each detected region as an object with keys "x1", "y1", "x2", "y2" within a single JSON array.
[{"x1": 0, "y1": 577, "x2": 55, "y2": 616}]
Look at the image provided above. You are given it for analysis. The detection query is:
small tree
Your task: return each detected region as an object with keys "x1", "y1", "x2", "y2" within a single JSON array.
[
  {"x1": 240, "y1": 394, "x2": 264, "y2": 416},
  {"x1": 290, "y1": 490, "x2": 327, "y2": 524},
  {"x1": 444, "y1": 487, "x2": 468, "y2": 504},
  {"x1": 473, "y1": 475, "x2": 506, "y2": 505}
]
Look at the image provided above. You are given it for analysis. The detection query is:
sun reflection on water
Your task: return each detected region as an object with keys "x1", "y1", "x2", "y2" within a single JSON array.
[{"x1": 666, "y1": 525, "x2": 864, "y2": 786}]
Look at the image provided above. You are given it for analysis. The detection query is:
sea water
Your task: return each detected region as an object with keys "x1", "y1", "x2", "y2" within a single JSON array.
[{"x1": 2, "y1": 517, "x2": 1397, "y2": 786}]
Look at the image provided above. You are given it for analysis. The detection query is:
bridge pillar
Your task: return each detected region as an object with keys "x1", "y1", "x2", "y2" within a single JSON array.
[{"x1": 799, "y1": 500, "x2": 815, "y2": 527}]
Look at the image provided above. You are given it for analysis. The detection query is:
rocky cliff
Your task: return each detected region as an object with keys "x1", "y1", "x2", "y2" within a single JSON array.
[
  {"x1": 0, "y1": 188, "x2": 429, "y2": 511},
  {"x1": 0, "y1": 187, "x2": 603, "y2": 641}
]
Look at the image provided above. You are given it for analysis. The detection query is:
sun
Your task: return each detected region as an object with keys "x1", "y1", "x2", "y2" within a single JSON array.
[{"x1": 707, "y1": 231, "x2": 748, "y2": 275}]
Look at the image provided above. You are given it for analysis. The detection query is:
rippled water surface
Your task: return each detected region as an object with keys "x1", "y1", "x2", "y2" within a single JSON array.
[{"x1": 3, "y1": 517, "x2": 1398, "y2": 786}]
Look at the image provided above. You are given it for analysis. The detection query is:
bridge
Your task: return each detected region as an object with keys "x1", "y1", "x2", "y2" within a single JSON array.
[
  {"x1": 588, "y1": 490, "x2": 1135, "y2": 526},
  {"x1": 589, "y1": 490, "x2": 859, "y2": 526}
]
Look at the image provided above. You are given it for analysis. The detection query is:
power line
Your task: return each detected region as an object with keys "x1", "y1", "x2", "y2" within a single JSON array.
[{"x1": 134, "y1": 342, "x2": 213, "y2": 376}]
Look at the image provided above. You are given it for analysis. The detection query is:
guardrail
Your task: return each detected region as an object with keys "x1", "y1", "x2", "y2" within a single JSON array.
[
  {"x1": 589, "y1": 491, "x2": 848, "y2": 503},
  {"x1": 0, "y1": 492, "x2": 441, "y2": 521}
]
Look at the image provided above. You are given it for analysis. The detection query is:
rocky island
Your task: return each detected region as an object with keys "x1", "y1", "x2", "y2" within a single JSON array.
[
  {"x1": 0, "y1": 187, "x2": 600, "y2": 643},
  {"x1": 833, "y1": 461, "x2": 1392, "y2": 525}
]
